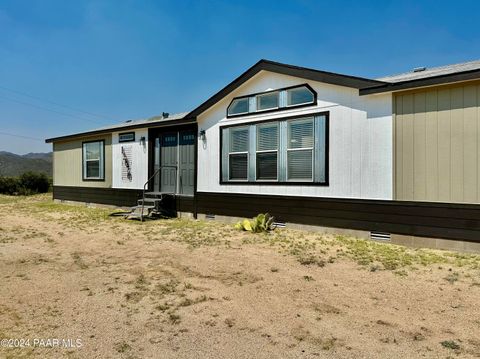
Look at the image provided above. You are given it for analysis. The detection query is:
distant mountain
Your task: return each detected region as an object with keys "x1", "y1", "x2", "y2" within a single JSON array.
[
  {"x1": 0, "y1": 151, "x2": 52, "y2": 177},
  {"x1": 22, "y1": 152, "x2": 53, "y2": 162}
]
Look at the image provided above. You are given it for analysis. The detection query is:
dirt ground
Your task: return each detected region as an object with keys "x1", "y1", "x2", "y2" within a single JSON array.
[{"x1": 0, "y1": 194, "x2": 479, "y2": 359}]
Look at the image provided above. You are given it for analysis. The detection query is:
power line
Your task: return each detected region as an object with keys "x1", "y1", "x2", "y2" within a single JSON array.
[
  {"x1": 0, "y1": 131, "x2": 44, "y2": 141},
  {"x1": 0, "y1": 84, "x2": 114, "y2": 122},
  {"x1": 0, "y1": 94, "x2": 107, "y2": 125}
]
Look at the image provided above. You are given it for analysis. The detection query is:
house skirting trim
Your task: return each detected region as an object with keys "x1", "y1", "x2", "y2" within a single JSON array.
[
  {"x1": 195, "y1": 192, "x2": 480, "y2": 243},
  {"x1": 52, "y1": 186, "x2": 194, "y2": 212},
  {"x1": 52, "y1": 186, "x2": 480, "y2": 244}
]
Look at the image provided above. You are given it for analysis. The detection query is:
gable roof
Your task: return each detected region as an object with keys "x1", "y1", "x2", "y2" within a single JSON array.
[
  {"x1": 186, "y1": 59, "x2": 387, "y2": 118},
  {"x1": 45, "y1": 112, "x2": 191, "y2": 143},
  {"x1": 360, "y1": 59, "x2": 480, "y2": 95}
]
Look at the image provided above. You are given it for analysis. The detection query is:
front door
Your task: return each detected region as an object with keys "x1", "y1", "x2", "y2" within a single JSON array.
[{"x1": 153, "y1": 129, "x2": 195, "y2": 195}]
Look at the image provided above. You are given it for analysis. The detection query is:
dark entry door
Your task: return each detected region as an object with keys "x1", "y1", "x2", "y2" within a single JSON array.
[
  {"x1": 153, "y1": 130, "x2": 195, "y2": 195},
  {"x1": 178, "y1": 130, "x2": 195, "y2": 195},
  {"x1": 160, "y1": 132, "x2": 178, "y2": 193}
]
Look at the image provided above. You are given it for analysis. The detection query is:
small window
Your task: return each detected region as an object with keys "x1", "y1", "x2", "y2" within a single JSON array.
[
  {"x1": 256, "y1": 92, "x2": 279, "y2": 111},
  {"x1": 287, "y1": 86, "x2": 315, "y2": 106},
  {"x1": 119, "y1": 132, "x2": 135, "y2": 143},
  {"x1": 229, "y1": 127, "x2": 249, "y2": 180},
  {"x1": 287, "y1": 118, "x2": 314, "y2": 181},
  {"x1": 83, "y1": 140, "x2": 104, "y2": 180},
  {"x1": 227, "y1": 97, "x2": 249, "y2": 116},
  {"x1": 256, "y1": 122, "x2": 278, "y2": 180}
]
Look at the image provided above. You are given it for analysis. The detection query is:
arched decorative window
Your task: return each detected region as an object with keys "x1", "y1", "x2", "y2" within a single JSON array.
[{"x1": 226, "y1": 84, "x2": 317, "y2": 118}]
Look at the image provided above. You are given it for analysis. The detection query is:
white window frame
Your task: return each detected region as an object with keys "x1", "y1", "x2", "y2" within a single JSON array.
[
  {"x1": 228, "y1": 126, "x2": 249, "y2": 181},
  {"x1": 256, "y1": 91, "x2": 279, "y2": 112},
  {"x1": 227, "y1": 97, "x2": 250, "y2": 116},
  {"x1": 286, "y1": 86, "x2": 315, "y2": 107},
  {"x1": 286, "y1": 117, "x2": 314, "y2": 182},
  {"x1": 82, "y1": 140, "x2": 105, "y2": 181},
  {"x1": 255, "y1": 122, "x2": 279, "y2": 181}
]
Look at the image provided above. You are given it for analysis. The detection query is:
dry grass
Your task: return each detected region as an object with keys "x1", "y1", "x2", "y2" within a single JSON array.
[{"x1": 0, "y1": 194, "x2": 479, "y2": 358}]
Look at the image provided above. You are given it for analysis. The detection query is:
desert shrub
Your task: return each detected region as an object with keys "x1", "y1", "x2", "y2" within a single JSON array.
[
  {"x1": 0, "y1": 176, "x2": 20, "y2": 195},
  {"x1": 19, "y1": 172, "x2": 50, "y2": 193},
  {"x1": 235, "y1": 213, "x2": 275, "y2": 233},
  {"x1": 0, "y1": 172, "x2": 50, "y2": 195}
]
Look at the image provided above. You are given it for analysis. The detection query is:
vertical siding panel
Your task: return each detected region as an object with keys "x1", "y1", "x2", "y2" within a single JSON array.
[
  {"x1": 402, "y1": 94, "x2": 414, "y2": 200},
  {"x1": 413, "y1": 92, "x2": 427, "y2": 200},
  {"x1": 425, "y1": 90, "x2": 438, "y2": 201},
  {"x1": 463, "y1": 85, "x2": 478, "y2": 203},
  {"x1": 437, "y1": 88, "x2": 451, "y2": 202},
  {"x1": 395, "y1": 96, "x2": 403, "y2": 200},
  {"x1": 450, "y1": 87, "x2": 464, "y2": 202},
  {"x1": 478, "y1": 84, "x2": 480, "y2": 202}
]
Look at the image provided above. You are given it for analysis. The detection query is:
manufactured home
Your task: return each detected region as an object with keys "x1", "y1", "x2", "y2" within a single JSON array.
[{"x1": 46, "y1": 59, "x2": 480, "y2": 252}]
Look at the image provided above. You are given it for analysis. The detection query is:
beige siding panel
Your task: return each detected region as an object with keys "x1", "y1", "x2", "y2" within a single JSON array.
[
  {"x1": 463, "y1": 85, "x2": 477, "y2": 203},
  {"x1": 53, "y1": 135, "x2": 112, "y2": 188},
  {"x1": 437, "y1": 88, "x2": 451, "y2": 202},
  {"x1": 402, "y1": 94, "x2": 414, "y2": 200},
  {"x1": 425, "y1": 90, "x2": 438, "y2": 201},
  {"x1": 450, "y1": 87, "x2": 464, "y2": 202},
  {"x1": 395, "y1": 81, "x2": 480, "y2": 204},
  {"x1": 477, "y1": 84, "x2": 480, "y2": 202},
  {"x1": 413, "y1": 92, "x2": 426, "y2": 199},
  {"x1": 395, "y1": 96, "x2": 403, "y2": 199}
]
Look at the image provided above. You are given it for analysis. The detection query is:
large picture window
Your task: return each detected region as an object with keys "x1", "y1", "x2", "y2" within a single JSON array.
[
  {"x1": 82, "y1": 140, "x2": 105, "y2": 180},
  {"x1": 221, "y1": 112, "x2": 328, "y2": 184}
]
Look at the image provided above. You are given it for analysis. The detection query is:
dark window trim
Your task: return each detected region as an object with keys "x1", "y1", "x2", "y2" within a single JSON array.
[
  {"x1": 82, "y1": 139, "x2": 106, "y2": 182},
  {"x1": 119, "y1": 131, "x2": 135, "y2": 143},
  {"x1": 219, "y1": 111, "x2": 329, "y2": 186},
  {"x1": 227, "y1": 98, "x2": 250, "y2": 117},
  {"x1": 226, "y1": 83, "x2": 317, "y2": 118}
]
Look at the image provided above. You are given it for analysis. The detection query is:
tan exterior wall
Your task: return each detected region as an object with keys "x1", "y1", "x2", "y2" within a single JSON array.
[
  {"x1": 394, "y1": 81, "x2": 480, "y2": 203},
  {"x1": 53, "y1": 134, "x2": 112, "y2": 188}
]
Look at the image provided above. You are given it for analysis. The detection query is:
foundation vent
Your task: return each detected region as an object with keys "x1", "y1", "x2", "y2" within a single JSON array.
[
  {"x1": 273, "y1": 221, "x2": 286, "y2": 228},
  {"x1": 370, "y1": 232, "x2": 391, "y2": 241},
  {"x1": 205, "y1": 214, "x2": 215, "y2": 220}
]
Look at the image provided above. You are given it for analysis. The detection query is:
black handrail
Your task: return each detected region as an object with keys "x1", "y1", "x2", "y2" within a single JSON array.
[{"x1": 141, "y1": 165, "x2": 178, "y2": 221}]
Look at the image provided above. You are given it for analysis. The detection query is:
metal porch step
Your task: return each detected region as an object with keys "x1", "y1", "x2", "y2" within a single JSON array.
[{"x1": 137, "y1": 198, "x2": 162, "y2": 205}]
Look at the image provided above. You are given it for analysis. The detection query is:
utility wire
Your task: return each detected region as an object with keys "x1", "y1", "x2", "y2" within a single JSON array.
[
  {"x1": 0, "y1": 84, "x2": 113, "y2": 122},
  {"x1": 0, "y1": 94, "x2": 107, "y2": 125},
  {"x1": 0, "y1": 131, "x2": 44, "y2": 141}
]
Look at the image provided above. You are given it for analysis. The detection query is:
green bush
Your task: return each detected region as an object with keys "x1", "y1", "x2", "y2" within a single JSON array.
[
  {"x1": 0, "y1": 172, "x2": 50, "y2": 195},
  {"x1": 0, "y1": 176, "x2": 20, "y2": 195},
  {"x1": 19, "y1": 172, "x2": 50, "y2": 193}
]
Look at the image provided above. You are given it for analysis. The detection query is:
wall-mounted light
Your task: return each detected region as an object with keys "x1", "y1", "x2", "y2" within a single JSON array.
[
  {"x1": 199, "y1": 129, "x2": 206, "y2": 141},
  {"x1": 140, "y1": 136, "x2": 146, "y2": 146}
]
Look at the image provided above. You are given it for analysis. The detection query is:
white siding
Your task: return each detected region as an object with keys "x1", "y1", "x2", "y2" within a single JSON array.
[
  {"x1": 197, "y1": 70, "x2": 393, "y2": 200},
  {"x1": 112, "y1": 129, "x2": 149, "y2": 189}
]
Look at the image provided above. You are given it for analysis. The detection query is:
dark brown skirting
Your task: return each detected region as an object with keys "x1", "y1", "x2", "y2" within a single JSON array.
[
  {"x1": 195, "y1": 192, "x2": 480, "y2": 243},
  {"x1": 52, "y1": 186, "x2": 194, "y2": 212},
  {"x1": 52, "y1": 187, "x2": 480, "y2": 243}
]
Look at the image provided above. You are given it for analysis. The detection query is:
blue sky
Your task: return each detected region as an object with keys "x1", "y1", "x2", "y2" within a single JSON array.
[{"x1": 1, "y1": 0, "x2": 479, "y2": 154}]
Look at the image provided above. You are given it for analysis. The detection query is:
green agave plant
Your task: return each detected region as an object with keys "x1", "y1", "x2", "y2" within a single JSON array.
[{"x1": 234, "y1": 213, "x2": 275, "y2": 233}]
